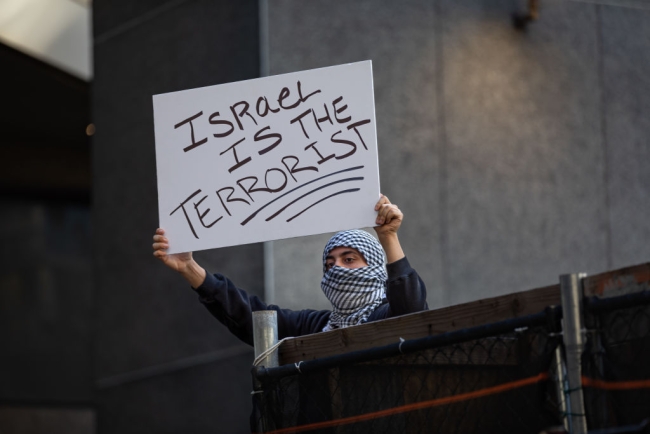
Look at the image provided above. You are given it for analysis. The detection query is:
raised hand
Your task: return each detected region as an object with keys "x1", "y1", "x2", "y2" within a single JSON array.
[
  {"x1": 373, "y1": 194, "x2": 405, "y2": 264},
  {"x1": 153, "y1": 228, "x2": 206, "y2": 287},
  {"x1": 374, "y1": 194, "x2": 403, "y2": 237}
]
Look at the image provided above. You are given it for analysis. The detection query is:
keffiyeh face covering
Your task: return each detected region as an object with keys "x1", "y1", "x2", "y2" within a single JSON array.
[{"x1": 321, "y1": 229, "x2": 387, "y2": 332}]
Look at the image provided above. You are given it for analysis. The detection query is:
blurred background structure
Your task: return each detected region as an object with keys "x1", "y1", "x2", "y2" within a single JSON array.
[{"x1": 1, "y1": 0, "x2": 649, "y2": 433}]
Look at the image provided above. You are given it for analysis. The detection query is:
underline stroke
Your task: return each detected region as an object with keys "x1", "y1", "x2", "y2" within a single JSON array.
[
  {"x1": 240, "y1": 165, "x2": 364, "y2": 226},
  {"x1": 264, "y1": 177, "x2": 363, "y2": 222},
  {"x1": 286, "y1": 189, "x2": 361, "y2": 222}
]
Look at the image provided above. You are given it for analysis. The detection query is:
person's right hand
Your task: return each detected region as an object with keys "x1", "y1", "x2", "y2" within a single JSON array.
[{"x1": 152, "y1": 228, "x2": 193, "y2": 273}]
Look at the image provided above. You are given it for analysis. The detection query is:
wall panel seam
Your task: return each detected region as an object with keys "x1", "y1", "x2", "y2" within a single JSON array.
[
  {"x1": 595, "y1": 4, "x2": 613, "y2": 269},
  {"x1": 434, "y1": 0, "x2": 450, "y2": 302}
]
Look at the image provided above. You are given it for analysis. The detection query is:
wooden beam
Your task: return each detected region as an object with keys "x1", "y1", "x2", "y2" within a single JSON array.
[
  {"x1": 278, "y1": 283, "x2": 560, "y2": 365},
  {"x1": 583, "y1": 262, "x2": 650, "y2": 299},
  {"x1": 277, "y1": 262, "x2": 650, "y2": 365}
]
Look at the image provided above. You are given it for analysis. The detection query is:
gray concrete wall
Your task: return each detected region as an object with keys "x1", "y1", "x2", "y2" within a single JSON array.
[
  {"x1": 92, "y1": 1, "x2": 262, "y2": 433},
  {"x1": 265, "y1": 0, "x2": 650, "y2": 310},
  {"x1": 602, "y1": 6, "x2": 650, "y2": 269}
]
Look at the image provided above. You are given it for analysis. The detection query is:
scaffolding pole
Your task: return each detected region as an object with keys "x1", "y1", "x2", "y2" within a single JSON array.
[
  {"x1": 253, "y1": 310, "x2": 279, "y2": 368},
  {"x1": 560, "y1": 273, "x2": 588, "y2": 434}
]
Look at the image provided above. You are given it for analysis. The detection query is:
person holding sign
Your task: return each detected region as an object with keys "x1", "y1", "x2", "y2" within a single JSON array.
[{"x1": 152, "y1": 194, "x2": 427, "y2": 344}]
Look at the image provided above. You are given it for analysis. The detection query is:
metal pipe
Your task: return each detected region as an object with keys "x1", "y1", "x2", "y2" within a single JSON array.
[
  {"x1": 560, "y1": 273, "x2": 588, "y2": 434},
  {"x1": 251, "y1": 308, "x2": 278, "y2": 432},
  {"x1": 553, "y1": 345, "x2": 569, "y2": 432},
  {"x1": 253, "y1": 310, "x2": 279, "y2": 368},
  {"x1": 584, "y1": 289, "x2": 650, "y2": 313}
]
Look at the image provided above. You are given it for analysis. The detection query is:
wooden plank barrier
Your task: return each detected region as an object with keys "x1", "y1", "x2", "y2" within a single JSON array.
[
  {"x1": 277, "y1": 262, "x2": 650, "y2": 365},
  {"x1": 583, "y1": 262, "x2": 650, "y2": 299},
  {"x1": 278, "y1": 284, "x2": 560, "y2": 365}
]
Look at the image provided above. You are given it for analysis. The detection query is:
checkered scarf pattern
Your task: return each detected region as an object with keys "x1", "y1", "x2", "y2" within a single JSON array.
[{"x1": 321, "y1": 230, "x2": 387, "y2": 332}]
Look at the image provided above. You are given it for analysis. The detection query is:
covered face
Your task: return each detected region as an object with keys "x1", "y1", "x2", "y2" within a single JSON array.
[{"x1": 320, "y1": 230, "x2": 388, "y2": 331}]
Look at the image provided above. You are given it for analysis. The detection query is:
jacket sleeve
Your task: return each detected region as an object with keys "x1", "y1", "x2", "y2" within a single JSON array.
[
  {"x1": 193, "y1": 272, "x2": 331, "y2": 345},
  {"x1": 384, "y1": 256, "x2": 428, "y2": 317}
]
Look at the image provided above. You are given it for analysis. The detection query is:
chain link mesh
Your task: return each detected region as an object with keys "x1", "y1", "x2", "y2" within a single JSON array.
[
  {"x1": 253, "y1": 326, "x2": 564, "y2": 433},
  {"x1": 582, "y1": 296, "x2": 650, "y2": 431},
  {"x1": 251, "y1": 291, "x2": 650, "y2": 433}
]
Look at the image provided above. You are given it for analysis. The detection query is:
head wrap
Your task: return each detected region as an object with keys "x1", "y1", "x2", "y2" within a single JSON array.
[{"x1": 321, "y1": 229, "x2": 387, "y2": 331}]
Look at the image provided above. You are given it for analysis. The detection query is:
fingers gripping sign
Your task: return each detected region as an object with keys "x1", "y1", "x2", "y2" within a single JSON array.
[
  {"x1": 374, "y1": 194, "x2": 403, "y2": 235},
  {"x1": 152, "y1": 228, "x2": 170, "y2": 255},
  {"x1": 373, "y1": 194, "x2": 405, "y2": 264},
  {"x1": 152, "y1": 228, "x2": 206, "y2": 288}
]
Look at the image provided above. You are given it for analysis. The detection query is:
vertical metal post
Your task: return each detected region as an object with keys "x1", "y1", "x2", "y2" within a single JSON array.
[
  {"x1": 251, "y1": 311, "x2": 279, "y2": 434},
  {"x1": 253, "y1": 310, "x2": 279, "y2": 368},
  {"x1": 560, "y1": 273, "x2": 588, "y2": 434},
  {"x1": 553, "y1": 346, "x2": 569, "y2": 432}
]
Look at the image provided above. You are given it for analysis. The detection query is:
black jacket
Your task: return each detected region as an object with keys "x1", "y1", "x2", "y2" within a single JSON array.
[{"x1": 193, "y1": 256, "x2": 428, "y2": 346}]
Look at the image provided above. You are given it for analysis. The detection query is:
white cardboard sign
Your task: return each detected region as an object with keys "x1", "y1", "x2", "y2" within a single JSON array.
[{"x1": 153, "y1": 61, "x2": 380, "y2": 253}]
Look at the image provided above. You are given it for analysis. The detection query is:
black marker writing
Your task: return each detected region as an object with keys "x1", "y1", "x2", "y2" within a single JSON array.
[
  {"x1": 330, "y1": 130, "x2": 357, "y2": 160},
  {"x1": 277, "y1": 80, "x2": 321, "y2": 110},
  {"x1": 216, "y1": 186, "x2": 250, "y2": 216},
  {"x1": 254, "y1": 126, "x2": 282, "y2": 155},
  {"x1": 240, "y1": 165, "x2": 364, "y2": 226},
  {"x1": 265, "y1": 177, "x2": 363, "y2": 222},
  {"x1": 209, "y1": 112, "x2": 235, "y2": 138},
  {"x1": 310, "y1": 104, "x2": 334, "y2": 133},
  {"x1": 169, "y1": 189, "x2": 202, "y2": 239},
  {"x1": 220, "y1": 137, "x2": 252, "y2": 173},
  {"x1": 230, "y1": 101, "x2": 258, "y2": 131},
  {"x1": 281, "y1": 155, "x2": 318, "y2": 182},
  {"x1": 332, "y1": 97, "x2": 351, "y2": 124},
  {"x1": 194, "y1": 194, "x2": 223, "y2": 228},
  {"x1": 290, "y1": 109, "x2": 313, "y2": 139},
  {"x1": 237, "y1": 168, "x2": 288, "y2": 202},
  {"x1": 256, "y1": 96, "x2": 280, "y2": 117},
  {"x1": 287, "y1": 188, "x2": 360, "y2": 222},
  {"x1": 305, "y1": 141, "x2": 335, "y2": 164},
  {"x1": 175, "y1": 112, "x2": 208, "y2": 152},
  {"x1": 347, "y1": 119, "x2": 371, "y2": 150},
  {"x1": 172, "y1": 81, "x2": 323, "y2": 155}
]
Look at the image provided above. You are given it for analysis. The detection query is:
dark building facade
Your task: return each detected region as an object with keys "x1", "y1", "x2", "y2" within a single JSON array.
[{"x1": 2, "y1": 1, "x2": 649, "y2": 433}]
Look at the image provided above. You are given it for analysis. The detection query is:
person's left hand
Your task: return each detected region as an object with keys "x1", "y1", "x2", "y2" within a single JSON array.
[{"x1": 374, "y1": 194, "x2": 403, "y2": 238}]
